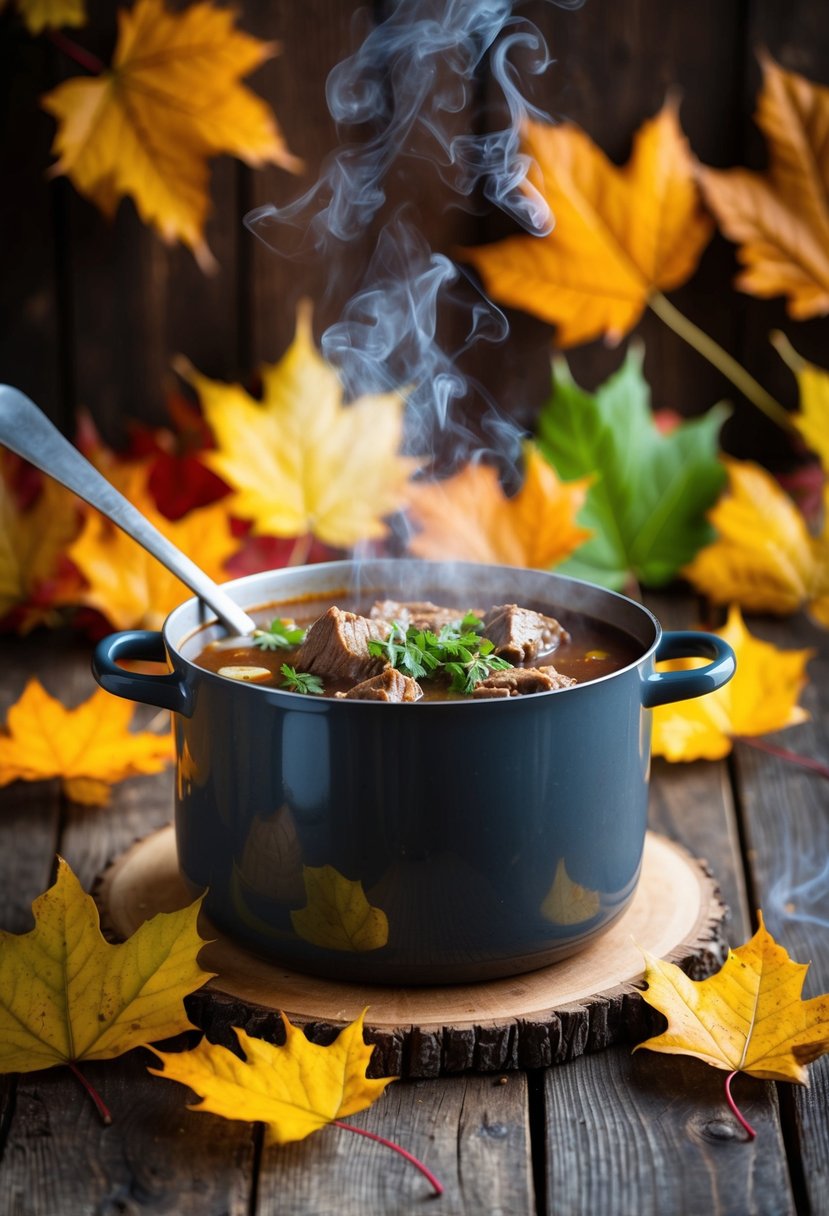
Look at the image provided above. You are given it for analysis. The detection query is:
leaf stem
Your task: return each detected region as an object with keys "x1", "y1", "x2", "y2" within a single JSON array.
[
  {"x1": 735, "y1": 736, "x2": 829, "y2": 780},
  {"x1": 648, "y1": 291, "x2": 793, "y2": 434},
  {"x1": 332, "y1": 1120, "x2": 443, "y2": 1196},
  {"x1": 769, "y1": 330, "x2": 807, "y2": 376},
  {"x1": 287, "y1": 533, "x2": 313, "y2": 567},
  {"x1": 68, "y1": 1062, "x2": 112, "y2": 1125},
  {"x1": 724, "y1": 1070, "x2": 756, "y2": 1140},
  {"x1": 48, "y1": 30, "x2": 105, "y2": 75}
]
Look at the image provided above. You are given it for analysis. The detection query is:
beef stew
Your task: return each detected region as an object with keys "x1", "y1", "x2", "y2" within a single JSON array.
[{"x1": 194, "y1": 592, "x2": 642, "y2": 700}]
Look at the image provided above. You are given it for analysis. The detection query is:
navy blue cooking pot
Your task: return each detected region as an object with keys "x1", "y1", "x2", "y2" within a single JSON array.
[{"x1": 93, "y1": 560, "x2": 735, "y2": 984}]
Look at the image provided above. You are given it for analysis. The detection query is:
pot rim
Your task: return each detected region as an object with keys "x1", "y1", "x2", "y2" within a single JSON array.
[{"x1": 159, "y1": 559, "x2": 663, "y2": 706}]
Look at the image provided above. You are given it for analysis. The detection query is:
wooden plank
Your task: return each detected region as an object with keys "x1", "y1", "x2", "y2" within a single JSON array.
[
  {"x1": 65, "y1": 167, "x2": 246, "y2": 448},
  {"x1": 729, "y1": 609, "x2": 829, "y2": 1216},
  {"x1": 736, "y1": 2, "x2": 829, "y2": 467},
  {"x1": 0, "y1": 783, "x2": 60, "y2": 934},
  {"x1": 60, "y1": 766, "x2": 174, "y2": 895},
  {"x1": 645, "y1": 591, "x2": 750, "y2": 943},
  {"x1": 245, "y1": 2, "x2": 374, "y2": 365},
  {"x1": 543, "y1": 1047, "x2": 795, "y2": 1216},
  {"x1": 257, "y1": 1073, "x2": 534, "y2": 1215},
  {"x1": 0, "y1": 1052, "x2": 254, "y2": 1216},
  {"x1": 0, "y1": 25, "x2": 65, "y2": 427},
  {"x1": 649, "y1": 760, "x2": 750, "y2": 946}
]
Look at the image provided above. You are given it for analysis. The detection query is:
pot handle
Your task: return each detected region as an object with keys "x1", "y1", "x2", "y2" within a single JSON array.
[
  {"x1": 641, "y1": 630, "x2": 736, "y2": 709},
  {"x1": 92, "y1": 630, "x2": 193, "y2": 716}
]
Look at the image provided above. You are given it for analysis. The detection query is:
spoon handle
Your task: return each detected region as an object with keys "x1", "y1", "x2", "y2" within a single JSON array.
[{"x1": 0, "y1": 386, "x2": 257, "y2": 637}]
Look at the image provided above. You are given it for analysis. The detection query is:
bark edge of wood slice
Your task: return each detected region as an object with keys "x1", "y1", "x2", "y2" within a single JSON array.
[{"x1": 95, "y1": 826, "x2": 726, "y2": 1077}]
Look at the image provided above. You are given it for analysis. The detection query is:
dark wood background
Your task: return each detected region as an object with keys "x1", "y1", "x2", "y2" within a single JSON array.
[{"x1": 2, "y1": 0, "x2": 828, "y2": 468}]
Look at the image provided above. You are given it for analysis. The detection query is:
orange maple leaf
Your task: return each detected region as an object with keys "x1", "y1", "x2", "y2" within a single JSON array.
[
  {"x1": 0, "y1": 679, "x2": 172, "y2": 805},
  {"x1": 651, "y1": 605, "x2": 812, "y2": 763},
  {"x1": 683, "y1": 458, "x2": 829, "y2": 624},
  {"x1": 42, "y1": 0, "x2": 301, "y2": 268},
  {"x1": 65, "y1": 464, "x2": 239, "y2": 631},
  {"x1": 406, "y1": 443, "x2": 591, "y2": 568},
  {"x1": 701, "y1": 55, "x2": 829, "y2": 319},
  {"x1": 460, "y1": 100, "x2": 712, "y2": 346}
]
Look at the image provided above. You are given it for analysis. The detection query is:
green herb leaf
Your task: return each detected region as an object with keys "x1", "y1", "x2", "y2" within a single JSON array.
[
  {"x1": 459, "y1": 612, "x2": 484, "y2": 633},
  {"x1": 435, "y1": 625, "x2": 482, "y2": 655},
  {"x1": 537, "y1": 346, "x2": 728, "y2": 590},
  {"x1": 368, "y1": 622, "x2": 404, "y2": 668},
  {"x1": 253, "y1": 619, "x2": 307, "y2": 651},
  {"x1": 446, "y1": 653, "x2": 512, "y2": 694},
  {"x1": 368, "y1": 616, "x2": 514, "y2": 694},
  {"x1": 280, "y1": 665, "x2": 324, "y2": 695}
]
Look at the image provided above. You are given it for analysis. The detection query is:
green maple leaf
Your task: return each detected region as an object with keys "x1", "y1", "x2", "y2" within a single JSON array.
[{"x1": 537, "y1": 347, "x2": 728, "y2": 590}]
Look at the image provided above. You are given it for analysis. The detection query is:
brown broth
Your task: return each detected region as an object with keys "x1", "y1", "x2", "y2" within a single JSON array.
[{"x1": 193, "y1": 593, "x2": 643, "y2": 699}]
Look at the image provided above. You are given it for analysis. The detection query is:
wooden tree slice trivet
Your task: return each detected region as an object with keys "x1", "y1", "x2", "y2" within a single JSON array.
[{"x1": 95, "y1": 826, "x2": 726, "y2": 1077}]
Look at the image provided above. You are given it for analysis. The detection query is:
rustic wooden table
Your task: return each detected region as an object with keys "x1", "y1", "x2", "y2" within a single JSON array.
[{"x1": 0, "y1": 594, "x2": 826, "y2": 1216}]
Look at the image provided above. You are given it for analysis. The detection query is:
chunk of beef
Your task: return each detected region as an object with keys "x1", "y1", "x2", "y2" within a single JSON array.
[
  {"x1": 482, "y1": 604, "x2": 570, "y2": 663},
  {"x1": 370, "y1": 600, "x2": 480, "y2": 632},
  {"x1": 471, "y1": 666, "x2": 576, "y2": 699},
  {"x1": 293, "y1": 607, "x2": 389, "y2": 682},
  {"x1": 337, "y1": 669, "x2": 423, "y2": 702}
]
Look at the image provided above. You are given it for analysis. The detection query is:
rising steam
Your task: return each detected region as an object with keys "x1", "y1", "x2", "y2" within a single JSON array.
[
  {"x1": 246, "y1": 0, "x2": 581, "y2": 459},
  {"x1": 247, "y1": 0, "x2": 569, "y2": 249}
]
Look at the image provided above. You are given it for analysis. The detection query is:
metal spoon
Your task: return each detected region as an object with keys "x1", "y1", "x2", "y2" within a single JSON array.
[{"x1": 0, "y1": 385, "x2": 258, "y2": 636}]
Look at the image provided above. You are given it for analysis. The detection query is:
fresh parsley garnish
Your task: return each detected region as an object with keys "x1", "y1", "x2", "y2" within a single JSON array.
[
  {"x1": 434, "y1": 623, "x2": 483, "y2": 656},
  {"x1": 368, "y1": 617, "x2": 511, "y2": 694},
  {"x1": 253, "y1": 618, "x2": 306, "y2": 651},
  {"x1": 280, "y1": 665, "x2": 324, "y2": 695},
  {"x1": 445, "y1": 646, "x2": 513, "y2": 695}
]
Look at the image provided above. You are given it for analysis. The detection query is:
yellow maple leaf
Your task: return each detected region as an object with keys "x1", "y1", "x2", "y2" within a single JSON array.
[
  {"x1": 291, "y1": 865, "x2": 389, "y2": 952},
  {"x1": 407, "y1": 443, "x2": 591, "y2": 568},
  {"x1": 0, "y1": 678, "x2": 172, "y2": 805},
  {"x1": 0, "y1": 461, "x2": 79, "y2": 628},
  {"x1": 460, "y1": 100, "x2": 712, "y2": 346},
  {"x1": 41, "y1": 0, "x2": 300, "y2": 269},
  {"x1": 66, "y1": 465, "x2": 238, "y2": 631},
  {"x1": 180, "y1": 305, "x2": 420, "y2": 549},
  {"x1": 0, "y1": 858, "x2": 211, "y2": 1073},
  {"x1": 683, "y1": 458, "x2": 829, "y2": 623},
  {"x1": 771, "y1": 332, "x2": 829, "y2": 474},
  {"x1": 2, "y1": 0, "x2": 85, "y2": 34},
  {"x1": 637, "y1": 914, "x2": 829, "y2": 1085},
  {"x1": 794, "y1": 366, "x2": 829, "y2": 476},
  {"x1": 701, "y1": 55, "x2": 829, "y2": 319},
  {"x1": 150, "y1": 1010, "x2": 394, "y2": 1145},
  {"x1": 651, "y1": 605, "x2": 812, "y2": 762}
]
